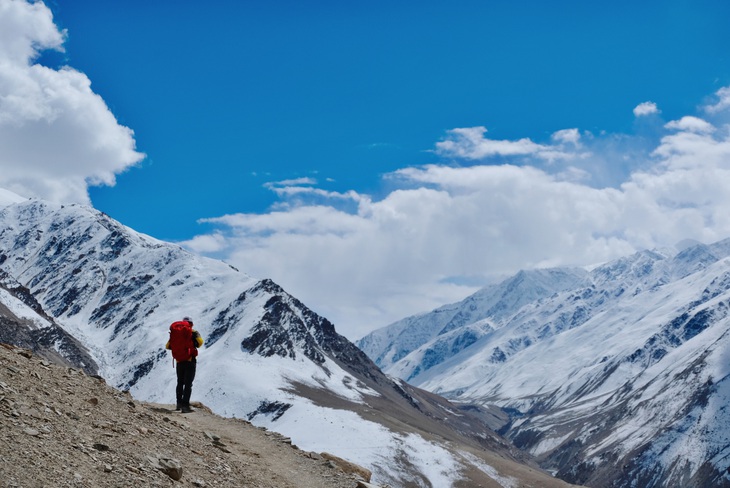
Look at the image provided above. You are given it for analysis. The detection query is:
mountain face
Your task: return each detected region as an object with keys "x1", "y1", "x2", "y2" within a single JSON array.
[
  {"x1": 359, "y1": 240, "x2": 730, "y2": 487},
  {"x1": 0, "y1": 267, "x2": 97, "y2": 373},
  {"x1": 0, "y1": 197, "x2": 574, "y2": 488},
  {"x1": 358, "y1": 267, "x2": 588, "y2": 380}
]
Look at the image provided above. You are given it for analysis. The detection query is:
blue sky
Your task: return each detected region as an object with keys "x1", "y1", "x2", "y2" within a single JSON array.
[
  {"x1": 3, "y1": 0, "x2": 730, "y2": 338},
  {"x1": 50, "y1": 0, "x2": 730, "y2": 238}
]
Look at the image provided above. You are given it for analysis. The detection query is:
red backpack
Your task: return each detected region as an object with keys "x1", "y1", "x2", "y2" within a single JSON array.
[{"x1": 169, "y1": 321, "x2": 197, "y2": 362}]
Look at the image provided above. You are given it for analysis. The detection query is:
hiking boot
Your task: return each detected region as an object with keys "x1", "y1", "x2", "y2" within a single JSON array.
[
  {"x1": 175, "y1": 404, "x2": 182, "y2": 411},
  {"x1": 181, "y1": 405, "x2": 194, "y2": 413}
]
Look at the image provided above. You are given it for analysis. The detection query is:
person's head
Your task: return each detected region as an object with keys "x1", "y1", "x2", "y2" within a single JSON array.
[{"x1": 183, "y1": 316, "x2": 193, "y2": 324}]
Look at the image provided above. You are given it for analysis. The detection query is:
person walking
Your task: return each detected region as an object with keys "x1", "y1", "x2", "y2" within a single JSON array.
[{"x1": 166, "y1": 316, "x2": 203, "y2": 413}]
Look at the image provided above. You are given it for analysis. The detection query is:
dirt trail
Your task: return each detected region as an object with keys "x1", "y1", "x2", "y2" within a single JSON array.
[{"x1": 148, "y1": 401, "x2": 364, "y2": 487}]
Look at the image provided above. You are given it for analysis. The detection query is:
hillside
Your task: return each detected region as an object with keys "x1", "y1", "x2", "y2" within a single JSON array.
[{"x1": 0, "y1": 341, "x2": 377, "y2": 487}]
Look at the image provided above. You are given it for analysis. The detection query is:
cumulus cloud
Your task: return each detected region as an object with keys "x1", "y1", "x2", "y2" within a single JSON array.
[
  {"x1": 0, "y1": 0, "x2": 144, "y2": 204},
  {"x1": 186, "y1": 88, "x2": 730, "y2": 339},
  {"x1": 664, "y1": 116, "x2": 715, "y2": 133},
  {"x1": 633, "y1": 101, "x2": 660, "y2": 117},
  {"x1": 0, "y1": 0, "x2": 63, "y2": 63}
]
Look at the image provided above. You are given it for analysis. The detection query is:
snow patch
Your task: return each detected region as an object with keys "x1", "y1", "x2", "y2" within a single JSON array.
[{"x1": 0, "y1": 288, "x2": 51, "y2": 329}]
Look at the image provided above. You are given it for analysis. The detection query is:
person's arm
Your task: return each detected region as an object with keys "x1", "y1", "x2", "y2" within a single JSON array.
[{"x1": 192, "y1": 330, "x2": 203, "y2": 348}]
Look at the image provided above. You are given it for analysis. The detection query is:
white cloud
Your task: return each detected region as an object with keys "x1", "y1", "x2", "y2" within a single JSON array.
[
  {"x1": 265, "y1": 177, "x2": 318, "y2": 188},
  {"x1": 435, "y1": 126, "x2": 588, "y2": 164},
  {"x1": 653, "y1": 129, "x2": 730, "y2": 172},
  {"x1": 633, "y1": 101, "x2": 660, "y2": 117},
  {"x1": 261, "y1": 177, "x2": 366, "y2": 203},
  {"x1": 551, "y1": 128, "x2": 581, "y2": 145},
  {"x1": 436, "y1": 126, "x2": 546, "y2": 158},
  {"x1": 203, "y1": 205, "x2": 367, "y2": 237},
  {"x1": 0, "y1": 0, "x2": 63, "y2": 64},
  {"x1": 181, "y1": 233, "x2": 228, "y2": 254},
  {"x1": 705, "y1": 86, "x2": 730, "y2": 114},
  {"x1": 187, "y1": 87, "x2": 730, "y2": 340},
  {"x1": 0, "y1": 0, "x2": 144, "y2": 204},
  {"x1": 664, "y1": 116, "x2": 715, "y2": 134}
]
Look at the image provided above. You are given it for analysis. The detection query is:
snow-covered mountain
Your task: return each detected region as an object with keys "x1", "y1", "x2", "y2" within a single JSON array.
[
  {"x1": 0, "y1": 195, "x2": 573, "y2": 488},
  {"x1": 359, "y1": 240, "x2": 730, "y2": 487},
  {"x1": 358, "y1": 267, "x2": 588, "y2": 379}
]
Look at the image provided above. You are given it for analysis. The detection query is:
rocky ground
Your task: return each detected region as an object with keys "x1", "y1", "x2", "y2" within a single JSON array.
[{"x1": 0, "y1": 343, "x2": 376, "y2": 488}]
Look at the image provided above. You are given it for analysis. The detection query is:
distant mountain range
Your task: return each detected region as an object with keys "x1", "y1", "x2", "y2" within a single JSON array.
[
  {"x1": 358, "y1": 238, "x2": 730, "y2": 487},
  {"x1": 0, "y1": 193, "x2": 574, "y2": 488}
]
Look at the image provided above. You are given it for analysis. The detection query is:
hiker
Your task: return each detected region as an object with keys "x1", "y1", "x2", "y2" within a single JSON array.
[{"x1": 166, "y1": 316, "x2": 204, "y2": 413}]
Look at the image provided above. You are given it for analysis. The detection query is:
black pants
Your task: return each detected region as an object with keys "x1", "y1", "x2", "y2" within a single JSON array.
[{"x1": 176, "y1": 360, "x2": 196, "y2": 407}]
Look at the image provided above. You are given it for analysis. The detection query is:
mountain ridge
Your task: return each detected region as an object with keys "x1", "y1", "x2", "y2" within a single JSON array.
[
  {"x1": 359, "y1": 238, "x2": 730, "y2": 486},
  {"x1": 358, "y1": 267, "x2": 588, "y2": 381}
]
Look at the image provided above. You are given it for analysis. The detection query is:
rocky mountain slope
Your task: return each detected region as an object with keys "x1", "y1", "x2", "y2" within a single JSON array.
[
  {"x1": 359, "y1": 240, "x2": 730, "y2": 487},
  {"x1": 0, "y1": 195, "x2": 576, "y2": 487},
  {"x1": 0, "y1": 341, "x2": 372, "y2": 487},
  {"x1": 0, "y1": 266, "x2": 97, "y2": 374}
]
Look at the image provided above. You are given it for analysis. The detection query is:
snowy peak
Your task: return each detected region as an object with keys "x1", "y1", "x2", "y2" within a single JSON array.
[
  {"x1": 471, "y1": 267, "x2": 589, "y2": 323},
  {"x1": 358, "y1": 267, "x2": 587, "y2": 376},
  {"x1": 671, "y1": 240, "x2": 726, "y2": 278},
  {"x1": 0, "y1": 188, "x2": 26, "y2": 207},
  {"x1": 209, "y1": 278, "x2": 331, "y2": 364},
  {"x1": 206, "y1": 277, "x2": 370, "y2": 374}
]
